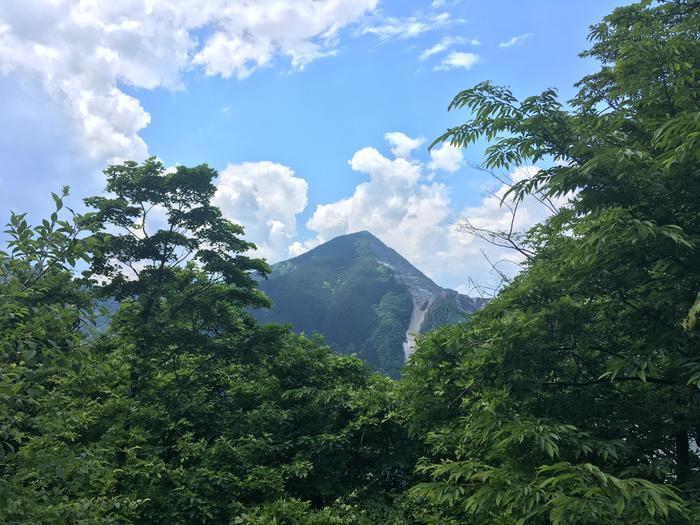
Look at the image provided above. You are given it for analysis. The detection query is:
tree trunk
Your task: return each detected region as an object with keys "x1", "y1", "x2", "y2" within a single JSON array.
[{"x1": 675, "y1": 428, "x2": 690, "y2": 483}]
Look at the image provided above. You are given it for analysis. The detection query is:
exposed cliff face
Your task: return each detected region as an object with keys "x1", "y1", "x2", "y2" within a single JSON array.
[
  {"x1": 403, "y1": 296, "x2": 431, "y2": 360},
  {"x1": 361, "y1": 231, "x2": 487, "y2": 357},
  {"x1": 251, "y1": 231, "x2": 485, "y2": 377}
]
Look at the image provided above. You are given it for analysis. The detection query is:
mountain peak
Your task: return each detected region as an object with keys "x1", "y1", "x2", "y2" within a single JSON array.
[
  {"x1": 285, "y1": 230, "x2": 441, "y2": 295},
  {"x1": 312, "y1": 230, "x2": 384, "y2": 249},
  {"x1": 344, "y1": 230, "x2": 375, "y2": 239},
  {"x1": 254, "y1": 232, "x2": 485, "y2": 377}
]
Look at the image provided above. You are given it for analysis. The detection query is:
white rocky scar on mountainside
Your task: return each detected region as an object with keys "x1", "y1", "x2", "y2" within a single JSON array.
[
  {"x1": 379, "y1": 259, "x2": 436, "y2": 358},
  {"x1": 403, "y1": 296, "x2": 433, "y2": 359}
]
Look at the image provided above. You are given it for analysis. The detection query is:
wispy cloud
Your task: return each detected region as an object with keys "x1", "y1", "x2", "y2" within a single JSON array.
[
  {"x1": 419, "y1": 35, "x2": 479, "y2": 61},
  {"x1": 499, "y1": 33, "x2": 532, "y2": 48},
  {"x1": 430, "y1": 0, "x2": 462, "y2": 8},
  {"x1": 434, "y1": 51, "x2": 480, "y2": 71},
  {"x1": 360, "y1": 12, "x2": 451, "y2": 41}
]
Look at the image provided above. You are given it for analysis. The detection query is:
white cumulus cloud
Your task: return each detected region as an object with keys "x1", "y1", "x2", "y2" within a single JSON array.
[
  {"x1": 0, "y1": 0, "x2": 378, "y2": 165},
  {"x1": 384, "y1": 131, "x2": 425, "y2": 159},
  {"x1": 213, "y1": 161, "x2": 309, "y2": 262},
  {"x1": 428, "y1": 142, "x2": 464, "y2": 173},
  {"x1": 434, "y1": 51, "x2": 480, "y2": 71},
  {"x1": 297, "y1": 134, "x2": 567, "y2": 293}
]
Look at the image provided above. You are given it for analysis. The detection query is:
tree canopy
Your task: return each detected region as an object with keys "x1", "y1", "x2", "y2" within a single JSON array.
[{"x1": 406, "y1": 0, "x2": 700, "y2": 522}]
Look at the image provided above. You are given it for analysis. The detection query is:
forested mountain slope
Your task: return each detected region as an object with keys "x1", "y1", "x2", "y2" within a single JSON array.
[{"x1": 251, "y1": 231, "x2": 485, "y2": 377}]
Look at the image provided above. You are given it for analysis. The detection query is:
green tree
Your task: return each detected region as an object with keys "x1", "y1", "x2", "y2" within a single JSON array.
[
  {"x1": 0, "y1": 189, "x2": 99, "y2": 521},
  {"x1": 2, "y1": 161, "x2": 418, "y2": 524},
  {"x1": 405, "y1": 0, "x2": 700, "y2": 523},
  {"x1": 83, "y1": 157, "x2": 270, "y2": 310}
]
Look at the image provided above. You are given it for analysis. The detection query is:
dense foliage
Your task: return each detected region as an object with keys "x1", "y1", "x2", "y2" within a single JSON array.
[
  {"x1": 0, "y1": 166, "x2": 417, "y2": 524},
  {"x1": 0, "y1": 1, "x2": 698, "y2": 523},
  {"x1": 405, "y1": 0, "x2": 700, "y2": 522}
]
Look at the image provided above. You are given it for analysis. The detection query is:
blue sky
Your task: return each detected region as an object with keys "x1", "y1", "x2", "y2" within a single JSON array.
[{"x1": 0, "y1": 0, "x2": 627, "y2": 292}]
